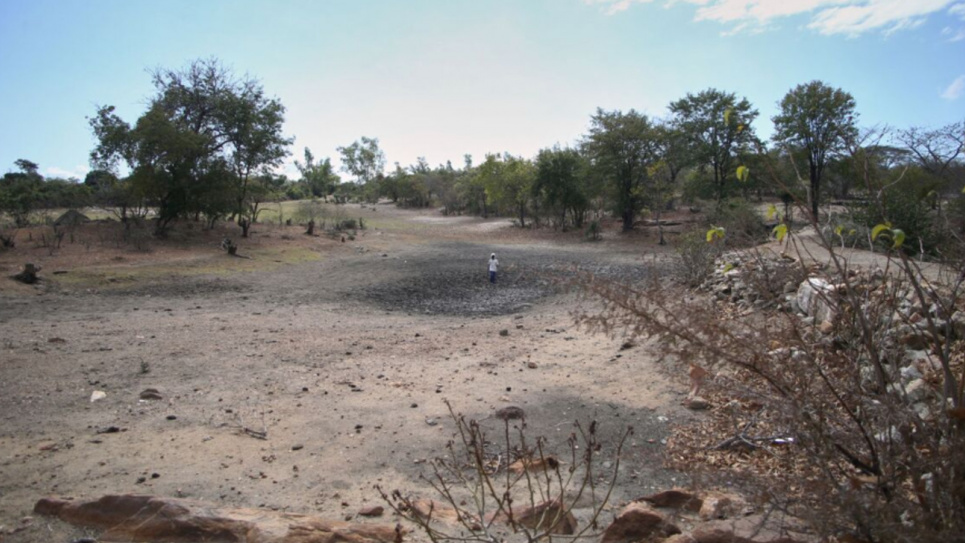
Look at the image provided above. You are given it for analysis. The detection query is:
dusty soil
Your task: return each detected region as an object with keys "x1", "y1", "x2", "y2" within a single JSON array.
[{"x1": 0, "y1": 204, "x2": 700, "y2": 542}]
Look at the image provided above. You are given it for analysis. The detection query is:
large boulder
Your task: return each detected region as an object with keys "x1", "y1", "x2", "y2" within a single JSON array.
[
  {"x1": 34, "y1": 494, "x2": 403, "y2": 543},
  {"x1": 600, "y1": 502, "x2": 681, "y2": 543},
  {"x1": 639, "y1": 489, "x2": 703, "y2": 512},
  {"x1": 795, "y1": 278, "x2": 837, "y2": 324}
]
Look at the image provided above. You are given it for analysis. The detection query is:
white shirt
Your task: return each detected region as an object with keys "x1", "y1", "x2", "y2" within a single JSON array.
[{"x1": 489, "y1": 258, "x2": 499, "y2": 272}]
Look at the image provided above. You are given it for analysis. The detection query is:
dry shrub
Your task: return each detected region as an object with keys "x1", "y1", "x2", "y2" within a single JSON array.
[{"x1": 575, "y1": 239, "x2": 965, "y2": 542}]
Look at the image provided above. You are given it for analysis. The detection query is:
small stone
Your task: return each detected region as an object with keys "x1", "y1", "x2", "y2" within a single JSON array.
[
  {"x1": 139, "y1": 388, "x2": 163, "y2": 401},
  {"x1": 90, "y1": 391, "x2": 107, "y2": 403},
  {"x1": 499, "y1": 329, "x2": 509, "y2": 336},
  {"x1": 527, "y1": 361, "x2": 538, "y2": 369},
  {"x1": 166, "y1": 415, "x2": 177, "y2": 421},
  {"x1": 358, "y1": 505, "x2": 384, "y2": 517},
  {"x1": 684, "y1": 396, "x2": 712, "y2": 410},
  {"x1": 291, "y1": 444, "x2": 304, "y2": 451}
]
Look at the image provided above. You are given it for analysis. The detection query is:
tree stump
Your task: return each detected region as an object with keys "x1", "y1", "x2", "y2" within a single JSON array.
[
  {"x1": 14, "y1": 263, "x2": 40, "y2": 284},
  {"x1": 305, "y1": 220, "x2": 315, "y2": 236},
  {"x1": 221, "y1": 238, "x2": 238, "y2": 256}
]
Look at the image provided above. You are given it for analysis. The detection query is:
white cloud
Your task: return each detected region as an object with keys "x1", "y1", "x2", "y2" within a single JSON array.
[
  {"x1": 941, "y1": 74, "x2": 965, "y2": 100},
  {"x1": 587, "y1": 0, "x2": 962, "y2": 36},
  {"x1": 942, "y1": 26, "x2": 965, "y2": 41},
  {"x1": 45, "y1": 165, "x2": 89, "y2": 180}
]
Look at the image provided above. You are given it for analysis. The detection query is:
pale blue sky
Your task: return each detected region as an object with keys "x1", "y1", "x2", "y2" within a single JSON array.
[{"x1": 1, "y1": 0, "x2": 963, "y2": 180}]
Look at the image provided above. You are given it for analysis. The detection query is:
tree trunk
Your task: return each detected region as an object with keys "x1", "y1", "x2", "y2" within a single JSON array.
[{"x1": 240, "y1": 219, "x2": 250, "y2": 238}]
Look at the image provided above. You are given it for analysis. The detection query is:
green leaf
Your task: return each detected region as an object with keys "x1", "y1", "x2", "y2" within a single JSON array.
[
  {"x1": 706, "y1": 226, "x2": 725, "y2": 243},
  {"x1": 892, "y1": 228, "x2": 905, "y2": 249},
  {"x1": 772, "y1": 223, "x2": 788, "y2": 242},
  {"x1": 834, "y1": 225, "x2": 844, "y2": 237},
  {"x1": 736, "y1": 165, "x2": 749, "y2": 183},
  {"x1": 723, "y1": 108, "x2": 732, "y2": 125},
  {"x1": 722, "y1": 262, "x2": 735, "y2": 274},
  {"x1": 871, "y1": 223, "x2": 891, "y2": 242},
  {"x1": 766, "y1": 204, "x2": 777, "y2": 220}
]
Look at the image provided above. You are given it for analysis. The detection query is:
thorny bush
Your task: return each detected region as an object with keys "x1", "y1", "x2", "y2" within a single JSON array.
[
  {"x1": 576, "y1": 137, "x2": 965, "y2": 542},
  {"x1": 379, "y1": 401, "x2": 631, "y2": 543}
]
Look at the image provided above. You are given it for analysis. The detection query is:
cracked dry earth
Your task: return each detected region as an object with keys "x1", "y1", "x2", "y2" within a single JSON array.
[{"x1": 0, "y1": 205, "x2": 699, "y2": 542}]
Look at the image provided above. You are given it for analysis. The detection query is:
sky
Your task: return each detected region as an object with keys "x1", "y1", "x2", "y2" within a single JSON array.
[{"x1": 1, "y1": 0, "x2": 963, "y2": 181}]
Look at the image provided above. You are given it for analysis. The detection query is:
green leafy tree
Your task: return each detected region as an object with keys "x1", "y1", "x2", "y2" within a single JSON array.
[
  {"x1": 533, "y1": 146, "x2": 592, "y2": 228},
  {"x1": 295, "y1": 148, "x2": 340, "y2": 198},
  {"x1": 669, "y1": 89, "x2": 757, "y2": 208},
  {"x1": 772, "y1": 80, "x2": 857, "y2": 219},
  {"x1": 647, "y1": 123, "x2": 688, "y2": 244},
  {"x1": 89, "y1": 58, "x2": 291, "y2": 235},
  {"x1": 477, "y1": 153, "x2": 535, "y2": 227},
  {"x1": 337, "y1": 137, "x2": 385, "y2": 201},
  {"x1": 583, "y1": 108, "x2": 660, "y2": 232},
  {"x1": 0, "y1": 160, "x2": 45, "y2": 226}
]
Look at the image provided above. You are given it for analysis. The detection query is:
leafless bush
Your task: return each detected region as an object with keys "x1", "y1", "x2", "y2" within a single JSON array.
[
  {"x1": 576, "y1": 191, "x2": 965, "y2": 542},
  {"x1": 379, "y1": 401, "x2": 631, "y2": 543}
]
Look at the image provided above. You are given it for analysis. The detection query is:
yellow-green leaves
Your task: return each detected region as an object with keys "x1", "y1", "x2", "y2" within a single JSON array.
[
  {"x1": 736, "y1": 165, "x2": 749, "y2": 183},
  {"x1": 872, "y1": 223, "x2": 906, "y2": 249},
  {"x1": 706, "y1": 226, "x2": 726, "y2": 243},
  {"x1": 772, "y1": 223, "x2": 788, "y2": 242},
  {"x1": 833, "y1": 225, "x2": 856, "y2": 239},
  {"x1": 723, "y1": 108, "x2": 732, "y2": 125},
  {"x1": 766, "y1": 204, "x2": 778, "y2": 220}
]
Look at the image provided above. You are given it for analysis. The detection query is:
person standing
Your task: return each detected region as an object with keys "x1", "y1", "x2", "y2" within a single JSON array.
[{"x1": 488, "y1": 253, "x2": 499, "y2": 283}]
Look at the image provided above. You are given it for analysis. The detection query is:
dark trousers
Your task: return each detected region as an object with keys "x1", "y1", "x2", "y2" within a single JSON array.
[{"x1": 489, "y1": 271, "x2": 496, "y2": 283}]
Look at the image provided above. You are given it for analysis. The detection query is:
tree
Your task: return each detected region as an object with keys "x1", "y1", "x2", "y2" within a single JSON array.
[
  {"x1": 533, "y1": 146, "x2": 592, "y2": 228},
  {"x1": 337, "y1": 137, "x2": 385, "y2": 200},
  {"x1": 583, "y1": 108, "x2": 659, "y2": 232},
  {"x1": 0, "y1": 159, "x2": 45, "y2": 227},
  {"x1": 295, "y1": 148, "x2": 340, "y2": 198},
  {"x1": 772, "y1": 80, "x2": 857, "y2": 219},
  {"x1": 647, "y1": 123, "x2": 688, "y2": 244},
  {"x1": 89, "y1": 58, "x2": 291, "y2": 235},
  {"x1": 477, "y1": 154, "x2": 535, "y2": 227},
  {"x1": 669, "y1": 89, "x2": 757, "y2": 208}
]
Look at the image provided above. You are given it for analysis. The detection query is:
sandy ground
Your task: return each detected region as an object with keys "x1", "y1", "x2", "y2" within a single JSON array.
[{"x1": 0, "y1": 205, "x2": 699, "y2": 542}]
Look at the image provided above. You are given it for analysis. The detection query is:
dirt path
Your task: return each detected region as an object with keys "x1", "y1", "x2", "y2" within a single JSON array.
[{"x1": 0, "y1": 205, "x2": 696, "y2": 542}]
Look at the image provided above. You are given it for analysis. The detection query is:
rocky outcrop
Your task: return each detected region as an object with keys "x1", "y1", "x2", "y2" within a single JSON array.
[
  {"x1": 600, "y1": 502, "x2": 681, "y2": 543},
  {"x1": 34, "y1": 494, "x2": 403, "y2": 543}
]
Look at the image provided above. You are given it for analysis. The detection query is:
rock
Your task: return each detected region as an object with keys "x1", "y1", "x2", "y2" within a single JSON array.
[
  {"x1": 90, "y1": 390, "x2": 107, "y2": 402},
  {"x1": 665, "y1": 535, "x2": 698, "y2": 543},
  {"x1": 899, "y1": 365, "x2": 922, "y2": 383},
  {"x1": 358, "y1": 506, "x2": 384, "y2": 517},
  {"x1": 795, "y1": 278, "x2": 837, "y2": 323},
  {"x1": 410, "y1": 498, "x2": 462, "y2": 524},
  {"x1": 692, "y1": 523, "x2": 801, "y2": 543},
  {"x1": 34, "y1": 494, "x2": 403, "y2": 543},
  {"x1": 600, "y1": 502, "x2": 681, "y2": 543},
  {"x1": 508, "y1": 455, "x2": 560, "y2": 474},
  {"x1": 638, "y1": 489, "x2": 702, "y2": 512},
  {"x1": 499, "y1": 329, "x2": 509, "y2": 336},
  {"x1": 139, "y1": 388, "x2": 163, "y2": 401},
  {"x1": 527, "y1": 361, "x2": 538, "y2": 369},
  {"x1": 698, "y1": 493, "x2": 741, "y2": 520},
  {"x1": 495, "y1": 406, "x2": 525, "y2": 421},
  {"x1": 489, "y1": 499, "x2": 577, "y2": 535},
  {"x1": 904, "y1": 379, "x2": 931, "y2": 404},
  {"x1": 818, "y1": 320, "x2": 834, "y2": 335},
  {"x1": 685, "y1": 396, "x2": 712, "y2": 411}
]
